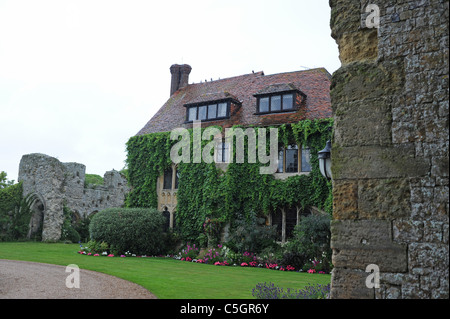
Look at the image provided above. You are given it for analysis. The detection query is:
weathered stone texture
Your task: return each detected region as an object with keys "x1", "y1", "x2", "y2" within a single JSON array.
[
  {"x1": 18, "y1": 153, "x2": 129, "y2": 241},
  {"x1": 330, "y1": 0, "x2": 449, "y2": 299}
]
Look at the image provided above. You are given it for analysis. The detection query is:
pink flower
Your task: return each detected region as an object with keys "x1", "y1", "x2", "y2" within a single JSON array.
[
  {"x1": 120, "y1": 255, "x2": 126, "y2": 257},
  {"x1": 107, "y1": 254, "x2": 114, "y2": 257},
  {"x1": 241, "y1": 262, "x2": 248, "y2": 267},
  {"x1": 93, "y1": 254, "x2": 99, "y2": 256},
  {"x1": 307, "y1": 268, "x2": 316, "y2": 274},
  {"x1": 286, "y1": 265, "x2": 295, "y2": 271}
]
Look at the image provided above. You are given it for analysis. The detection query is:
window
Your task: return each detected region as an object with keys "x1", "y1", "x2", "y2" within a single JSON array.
[
  {"x1": 217, "y1": 102, "x2": 227, "y2": 118},
  {"x1": 285, "y1": 145, "x2": 298, "y2": 173},
  {"x1": 186, "y1": 101, "x2": 229, "y2": 122},
  {"x1": 207, "y1": 104, "x2": 217, "y2": 119},
  {"x1": 257, "y1": 93, "x2": 295, "y2": 114},
  {"x1": 175, "y1": 169, "x2": 180, "y2": 189},
  {"x1": 163, "y1": 167, "x2": 180, "y2": 190},
  {"x1": 277, "y1": 144, "x2": 311, "y2": 173},
  {"x1": 216, "y1": 141, "x2": 230, "y2": 163},
  {"x1": 163, "y1": 169, "x2": 172, "y2": 190},
  {"x1": 198, "y1": 105, "x2": 207, "y2": 120},
  {"x1": 188, "y1": 107, "x2": 197, "y2": 121},
  {"x1": 301, "y1": 146, "x2": 311, "y2": 172},
  {"x1": 259, "y1": 97, "x2": 269, "y2": 113}
]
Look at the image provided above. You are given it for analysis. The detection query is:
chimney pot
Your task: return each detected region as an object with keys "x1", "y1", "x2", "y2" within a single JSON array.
[{"x1": 170, "y1": 64, "x2": 192, "y2": 96}]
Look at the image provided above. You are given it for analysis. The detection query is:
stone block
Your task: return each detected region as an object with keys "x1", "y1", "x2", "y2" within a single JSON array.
[
  {"x1": 331, "y1": 219, "x2": 408, "y2": 272},
  {"x1": 332, "y1": 180, "x2": 358, "y2": 220},
  {"x1": 331, "y1": 144, "x2": 430, "y2": 180},
  {"x1": 330, "y1": 268, "x2": 374, "y2": 299},
  {"x1": 358, "y1": 178, "x2": 411, "y2": 219}
]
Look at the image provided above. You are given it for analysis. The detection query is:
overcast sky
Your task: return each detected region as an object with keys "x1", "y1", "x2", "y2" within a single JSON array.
[{"x1": 0, "y1": 0, "x2": 340, "y2": 182}]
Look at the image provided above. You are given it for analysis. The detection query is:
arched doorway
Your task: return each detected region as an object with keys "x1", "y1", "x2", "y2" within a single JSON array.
[{"x1": 27, "y1": 193, "x2": 46, "y2": 240}]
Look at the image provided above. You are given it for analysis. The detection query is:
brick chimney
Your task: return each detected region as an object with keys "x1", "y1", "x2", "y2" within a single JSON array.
[{"x1": 170, "y1": 64, "x2": 192, "y2": 96}]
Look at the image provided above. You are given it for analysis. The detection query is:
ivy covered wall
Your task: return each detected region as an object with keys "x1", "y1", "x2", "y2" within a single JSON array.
[{"x1": 126, "y1": 118, "x2": 333, "y2": 243}]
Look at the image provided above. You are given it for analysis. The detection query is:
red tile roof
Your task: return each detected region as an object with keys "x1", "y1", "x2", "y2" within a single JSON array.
[{"x1": 136, "y1": 67, "x2": 332, "y2": 135}]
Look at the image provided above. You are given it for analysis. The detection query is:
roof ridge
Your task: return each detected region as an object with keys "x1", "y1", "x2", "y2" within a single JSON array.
[
  {"x1": 262, "y1": 67, "x2": 330, "y2": 77},
  {"x1": 188, "y1": 70, "x2": 264, "y2": 86}
]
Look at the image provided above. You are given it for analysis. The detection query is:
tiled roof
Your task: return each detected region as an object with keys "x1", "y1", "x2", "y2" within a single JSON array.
[{"x1": 136, "y1": 67, "x2": 332, "y2": 135}]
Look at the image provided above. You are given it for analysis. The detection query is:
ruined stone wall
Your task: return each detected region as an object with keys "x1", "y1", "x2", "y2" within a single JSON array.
[
  {"x1": 329, "y1": 0, "x2": 448, "y2": 298},
  {"x1": 18, "y1": 153, "x2": 129, "y2": 241}
]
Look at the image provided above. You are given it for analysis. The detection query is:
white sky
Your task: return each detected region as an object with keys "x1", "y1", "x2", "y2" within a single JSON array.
[{"x1": 0, "y1": 0, "x2": 340, "y2": 182}]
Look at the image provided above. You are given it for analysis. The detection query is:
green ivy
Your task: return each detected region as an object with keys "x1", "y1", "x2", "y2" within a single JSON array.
[
  {"x1": 125, "y1": 119, "x2": 333, "y2": 243},
  {"x1": 0, "y1": 182, "x2": 32, "y2": 241}
]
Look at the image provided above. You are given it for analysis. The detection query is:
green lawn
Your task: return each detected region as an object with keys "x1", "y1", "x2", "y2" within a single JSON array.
[{"x1": 0, "y1": 242, "x2": 331, "y2": 299}]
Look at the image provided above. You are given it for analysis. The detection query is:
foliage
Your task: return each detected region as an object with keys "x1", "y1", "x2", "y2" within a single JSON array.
[
  {"x1": 89, "y1": 207, "x2": 167, "y2": 255},
  {"x1": 225, "y1": 212, "x2": 277, "y2": 254},
  {"x1": 0, "y1": 181, "x2": 32, "y2": 241},
  {"x1": 285, "y1": 213, "x2": 332, "y2": 273},
  {"x1": 74, "y1": 215, "x2": 91, "y2": 243},
  {"x1": 84, "y1": 174, "x2": 104, "y2": 187},
  {"x1": 125, "y1": 119, "x2": 333, "y2": 244},
  {"x1": 83, "y1": 239, "x2": 110, "y2": 255},
  {"x1": 0, "y1": 171, "x2": 15, "y2": 189},
  {"x1": 252, "y1": 282, "x2": 330, "y2": 299},
  {"x1": 60, "y1": 206, "x2": 81, "y2": 243},
  {"x1": 179, "y1": 242, "x2": 199, "y2": 260}
]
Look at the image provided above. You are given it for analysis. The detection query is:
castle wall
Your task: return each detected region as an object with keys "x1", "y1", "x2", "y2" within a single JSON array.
[
  {"x1": 329, "y1": 0, "x2": 448, "y2": 298},
  {"x1": 18, "y1": 153, "x2": 129, "y2": 241}
]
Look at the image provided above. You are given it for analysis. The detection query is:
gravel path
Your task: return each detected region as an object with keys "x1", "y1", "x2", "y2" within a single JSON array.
[{"x1": 0, "y1": 259, "x2": 157, "y2": 299}]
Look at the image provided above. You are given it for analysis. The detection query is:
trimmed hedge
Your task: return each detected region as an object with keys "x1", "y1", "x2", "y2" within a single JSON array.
[{"x1": 89, "y1": 207, "x2": 166, "y2": 255}]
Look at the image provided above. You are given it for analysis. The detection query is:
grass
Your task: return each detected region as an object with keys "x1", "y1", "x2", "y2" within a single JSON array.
[{"x1": 0, "y1": 242, "x2": 331, "y2": 299}]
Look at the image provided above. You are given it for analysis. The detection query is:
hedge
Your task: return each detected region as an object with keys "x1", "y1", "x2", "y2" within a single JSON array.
[{"x1": 89, "y1": 207, "x2": 166, "y2": 255}]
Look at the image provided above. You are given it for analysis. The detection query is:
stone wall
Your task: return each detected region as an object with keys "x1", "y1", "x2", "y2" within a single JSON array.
[
  {"x1": 18, "y1": 153, "x2": 129, "y2": 241},
  {"x1": 329, "y1": 0, "x2": 448, "y2": 298}
]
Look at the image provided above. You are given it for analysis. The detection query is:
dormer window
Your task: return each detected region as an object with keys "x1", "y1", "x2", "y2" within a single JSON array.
[
  {"x1": 184, "y1": 92, "x2": 240, "y2": 123},
  {"x1": 187, "y1": 102, "x2": 229, "y2": 122},
  {"x1": 257, "y1": 93, "x2": 295, "y2": 113},
  {"x1": 254, "y1": 83, "x2": 306, "y2": 115}
]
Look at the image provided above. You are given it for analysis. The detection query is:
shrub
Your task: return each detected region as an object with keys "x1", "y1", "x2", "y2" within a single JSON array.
[
  {"x1": 225, "y1": 212, "x2": 277, "y2": 254},
  {"x1": 284, "y1": 213, "x2": 332, "y2": 271},
  {"x1": 89, "y1": 207, "x2": 166, "y2": 255},
  {"x1": 179, "y1": 243, "x2": 199, "y2": 259},
  {"x1": 0, "y1": 182, "x2": 32, "y2": 241},
  {"x1": 252, "y1": 282, "x2": 330, "y2": 299}
]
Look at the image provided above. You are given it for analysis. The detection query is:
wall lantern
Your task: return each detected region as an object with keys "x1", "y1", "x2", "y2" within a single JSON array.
[{"x1": 318, "y1": 140, "x2": 332, "y2": 180}]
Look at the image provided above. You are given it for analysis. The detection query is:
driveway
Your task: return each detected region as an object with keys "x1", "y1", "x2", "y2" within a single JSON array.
[{"x1": 0, "y1": 259, "x2": 157, "y2": 299}]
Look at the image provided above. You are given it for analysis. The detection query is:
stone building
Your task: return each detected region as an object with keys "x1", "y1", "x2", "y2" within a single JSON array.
[
  {"x1": 18, "y1": 153, "x2": 129, "y2": 241},
  {"x1": 329, "y1": 0, "x2": 448, "y2": 298},
  {"x1": 136, "y1": 64, "x2": 333, "y2": 241}
]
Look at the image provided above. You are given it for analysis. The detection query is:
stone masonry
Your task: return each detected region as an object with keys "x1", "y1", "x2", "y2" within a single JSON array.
[
  {"x1": 18, "y1": 153, "x2": 129, "y2": 241},
  {"x1": 329, "y1": 0, "x2": 448, "y2": 298}
]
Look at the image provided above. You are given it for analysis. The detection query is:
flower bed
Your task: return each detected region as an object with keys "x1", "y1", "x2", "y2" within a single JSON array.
[
  {"x1": 77, "y1": 242, "x2": 331, "y2": 275},
  {"x1": 171, "y1": 243, "x2": 330, "y2": 274}
]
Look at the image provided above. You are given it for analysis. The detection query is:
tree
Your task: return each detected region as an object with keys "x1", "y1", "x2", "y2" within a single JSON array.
[{"x1": 0, "y1": 171, "x2": 14, "y2": 189}]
